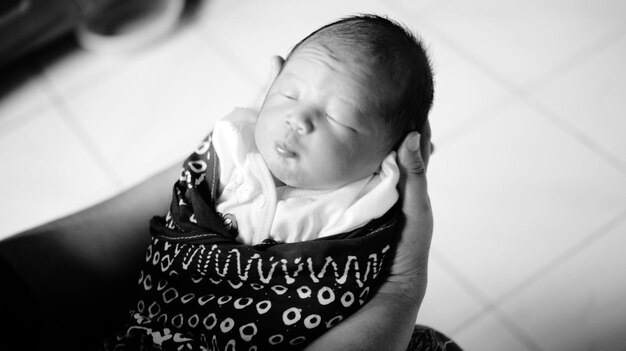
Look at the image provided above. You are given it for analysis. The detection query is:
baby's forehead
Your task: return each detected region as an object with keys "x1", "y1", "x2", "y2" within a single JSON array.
[
  {"x1": 291, "y1": 39, "x2": 395, "y2": 86},
  {"x1": 295, "y1": 35, "x2": 371, "y2": 64},
  {"x1": 286, "y1": 40, "x2": 401, "y2": 121}
]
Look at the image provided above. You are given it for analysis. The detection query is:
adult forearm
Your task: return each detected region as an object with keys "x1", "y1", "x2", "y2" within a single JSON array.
[
  {"x1": 0, "y1": 160, "x2": 182, "y2": 348},
  {"x1": 304, "y1": 281, "x2": 421, "y2": 351}
]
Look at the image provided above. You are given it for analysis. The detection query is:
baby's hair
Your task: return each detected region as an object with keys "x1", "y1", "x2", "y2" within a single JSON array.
[{"x1": 286, "y1": 14, "x2": 434, "y2": 147}]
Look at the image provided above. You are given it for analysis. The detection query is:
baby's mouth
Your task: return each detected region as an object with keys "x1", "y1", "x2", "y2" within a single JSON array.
[{"x1": 275, "y1": 141, "x2": 297, "y2": 158}]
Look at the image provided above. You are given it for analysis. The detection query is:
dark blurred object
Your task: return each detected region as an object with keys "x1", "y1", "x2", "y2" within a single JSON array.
[
  {"x1": 0, "y1": 0, "x2": 112, "y2": 67},
  {"x1": 76, "y1": 0, "x2": 184, "y2": 54},
  {"x1": 0, "y1": 0, "x2": 189, "y2": 68}
]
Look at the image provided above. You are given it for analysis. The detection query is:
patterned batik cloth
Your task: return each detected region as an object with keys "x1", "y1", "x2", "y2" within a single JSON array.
[{"x1": 103, "y1": 133, "x2": 403, "y2": 351}]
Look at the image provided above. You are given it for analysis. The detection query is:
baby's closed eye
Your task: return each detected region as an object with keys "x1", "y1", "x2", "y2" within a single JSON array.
[{"x1": 325, "y1": 113, "x2": 357, "y2": 132}]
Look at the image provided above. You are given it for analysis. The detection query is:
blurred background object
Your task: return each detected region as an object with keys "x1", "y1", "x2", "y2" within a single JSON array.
[
  {"x1": 0, "y1": 0, "x2": 184, "y2": 67},
  {"x1": 75, "y1": 0, "x2": 185, "y2": 53},
  {"x1": 0, "y1": 0, "x2": 79, "y2": 67}
]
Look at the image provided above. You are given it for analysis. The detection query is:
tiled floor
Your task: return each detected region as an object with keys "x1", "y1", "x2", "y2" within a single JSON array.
[{"x1": 1, "y1": 0, "x2": 625, "y2": 350}]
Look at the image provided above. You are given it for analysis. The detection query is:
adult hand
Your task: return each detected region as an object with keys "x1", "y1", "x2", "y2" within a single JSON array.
[
  {"x1": 305, "y1": 126, "x2": 433, "y2": 351},
  {"x1": 255, "y1": 55, "x2": 435, "y2": 350},
  {"x1": 381, "y1": 124, "x2": 434, "y2": 307},
  {"x1": 251, "y1": 55, "x2": 285, "y2": 110}
]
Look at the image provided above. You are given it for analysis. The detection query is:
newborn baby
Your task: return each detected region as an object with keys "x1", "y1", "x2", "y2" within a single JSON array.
[{"x1": 103, "y1": 13, "x2": 434, "y2": 351}]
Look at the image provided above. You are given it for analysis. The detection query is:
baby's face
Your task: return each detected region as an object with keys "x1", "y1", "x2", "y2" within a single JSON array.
[{"x1": 255, "y1": 42, "x2": 393, "y2": 189}]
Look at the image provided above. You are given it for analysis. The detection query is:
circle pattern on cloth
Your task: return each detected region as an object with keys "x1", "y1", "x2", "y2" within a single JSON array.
[
  {"x1": 239, "y1": 323, "x2": 258, "y2": 342},
  {"x1": 317, "y1": 286, "x2": 335, "y2": 305},
  {"x1": 198, "y1": 294, "x2": 215, "y2": 306},
  {"x1": 234, "y1": 297, "x2": 253, "y2": 309},
  {"x1": 271, "y1": 285, "x2": 287, "y2": 295},
  {"x1": 326, "y1": 315, "x2": 344, "y2": 329},
  {"x1": 304, "y1": 314, "x2": 321, "y2": 329},
  {"x1": 256, "y1": 300, "x2": 271, "y2": 314},
  {"x1": 290, "y1": 336, "x2": 307, "y2": 346},
  {"x1": 203, "y1": 313, "x2": 217, "y2": 330},
  {"x1": 220, "y1": 318, "x2": 235, "y2": 333},
  {"x1": 282, "y1": 307, "x2": 302, "y2": 326},
  {"x1": 297, "y1": 286, "x2": 312, "y2": 299},
  {"x1": 218, "y1": 295, "x2": 233, "y2": 305},
  {"x1": 341, "y1": 291, "x2": 355, "y2": 307},
  {"x1": 188, "y1": 314, "x2": 199, "y2": 328},
  {"x1": 268, "y1": 334, "x2": 284, "y2": 345}
]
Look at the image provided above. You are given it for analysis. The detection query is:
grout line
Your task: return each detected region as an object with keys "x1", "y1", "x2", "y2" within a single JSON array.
[
  {"x1": 432, "y1": 250, "x2": 544, "y2": 351},
  {"x1": 434, "y1": 252, "x2": 546, "y2": 351},
  {"x1": 29, "y1": 49, "x2": 130, "y2": 110},
  {"x1": 429, "y1": 249, "x2": 499, "y2": 328},
  {"x1": 0, "y1": 101, "x2": 51, "y2": 137},
  {"x1": 0, "y1": 64, "x2": 53, "y2": 136},
  {"x1": 491, "y1": 209, "x2": 626, "y2": 313},
  {"x1": 387, "y1": 1, "x2": 626, "y2": 177},
  {"x1": 447, "y1": 209, "x2": 626, "y2": 335},
  {"x1": 429, "y1": 94, "x2": 512, "y2": 151},
  {"x1": 519, "y1": 22, "x2": 626, "y2": 96},
  {"x1": 488, "y1": 308, "x2": 546, "y2": 351},
  {"x1": 32, "y1": 65, "x2": 125, "y2": 190},
  {"x1": 30, "y1": 28, "x2": 196, "y2": 112},
  {"x1": 433, "y1": 85, "x2": 626, "y2": 179},
  {"x1": 522, "y1": 95, "x2": 626, "y2": 177}
]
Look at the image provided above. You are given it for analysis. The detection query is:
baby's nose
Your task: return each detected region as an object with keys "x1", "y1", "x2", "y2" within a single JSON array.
[{"x1": 287, "y1": 111, "x2": 314, "y2": 135}]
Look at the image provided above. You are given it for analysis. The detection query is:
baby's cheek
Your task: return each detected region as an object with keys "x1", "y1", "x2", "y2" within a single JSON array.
[{"x1": 306, "y1": 160, "x2": 348, "y2": 189}]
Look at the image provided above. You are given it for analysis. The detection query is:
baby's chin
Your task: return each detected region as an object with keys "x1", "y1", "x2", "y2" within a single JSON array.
[
  {"x1": 270, "y1": 171, "x2": 308, "y2": 189},
  {"x1": 265, "y1": 157, "x2": 355, "y2": 190},
  {"x1": 270, "y1": 173, "x2": 287, "y2": 188},
  {"x1": 269, "y1": 170, "x2": 317, "y2": 189},
  {"x1": 270, "y1": 170, "x2": 351, "y2": 190}
]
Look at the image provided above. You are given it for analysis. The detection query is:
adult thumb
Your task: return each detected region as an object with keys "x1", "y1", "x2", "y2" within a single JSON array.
[
  {"x1": 398, "y1": 132, "x2": 427, "y2": 177},
  {"x1": 251, "y1": 55, "x2": 285, "y2": 110},
  {"x1": 397, "y1": 131, "x2": 431, "y2": 219}
]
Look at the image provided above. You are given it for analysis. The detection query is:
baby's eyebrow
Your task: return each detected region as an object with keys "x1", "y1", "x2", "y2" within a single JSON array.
[
  {"x1": 279, "y1": 72, "x2": 304, "y2": 85},
  {"x1": 332, "y1": 96, "x2": 364, "y2": 118}
]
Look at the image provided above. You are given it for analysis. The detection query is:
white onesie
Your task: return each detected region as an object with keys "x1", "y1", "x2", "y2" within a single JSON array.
[{"x1": 212, "y1": 108, "x2": 399, "y2": 245}]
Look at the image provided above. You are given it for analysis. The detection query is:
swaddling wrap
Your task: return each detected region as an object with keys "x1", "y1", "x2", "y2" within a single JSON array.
[{"x1": 104, "y1": 132, "x2": 402, "y2": 351}]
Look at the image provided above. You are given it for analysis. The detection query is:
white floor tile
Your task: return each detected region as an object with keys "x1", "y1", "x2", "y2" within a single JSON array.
[
  {"x1": 0, "y1": 109, "x2": 118, "y2": 240},
  {"x1": 418, "y1": 258, "x2": 485, "y2": 334},
  {"x1": 196, "y1": 0, "x2": 402, "y2": 85},
  {"x1": 423, "y1": 43, "x2": 517, "y2": 146},
  {"x1": 500, "y1": 214, "x2": 626, "y2": 351},
  {"x1": 412, "y1": 0, "x2": 626, "y2": 87},
  {"x1": 386, "y1": 0, "x2": 451, "y2": 14},
  {"x1": 454, "y1": 311, "x2": 533, "y2": 351},
  {"x1": 531, "y1": 34, "x2": 626, "y2": 168},
  {"x1": 428, "y1": 97, "x2": 626, "y2": 300},
  {"x1": 61, "y1": 27, "x2": 256, "y2": 189},
  {"x1": 35, "y1": 41, "x2": 131, "y2": 98}
]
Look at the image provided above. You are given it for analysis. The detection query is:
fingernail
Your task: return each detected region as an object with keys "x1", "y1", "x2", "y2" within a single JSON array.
[{"x1": 407, "y1": 132, "x2": 420, "y2": 152}]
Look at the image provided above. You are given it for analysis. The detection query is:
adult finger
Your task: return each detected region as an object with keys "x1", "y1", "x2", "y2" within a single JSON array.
[
  {"x1": 397, "y1": 131, "x2": 429, "y2": 199},
  {"x1": 420, "y1": 119, "x2": 432, "y2": 169},
  {"x1": 251, "y1": 55, "x2": 285, "y2": 109},
  {"x1": 396, "y1": 131, "x2": 433, "y2": 261}
]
